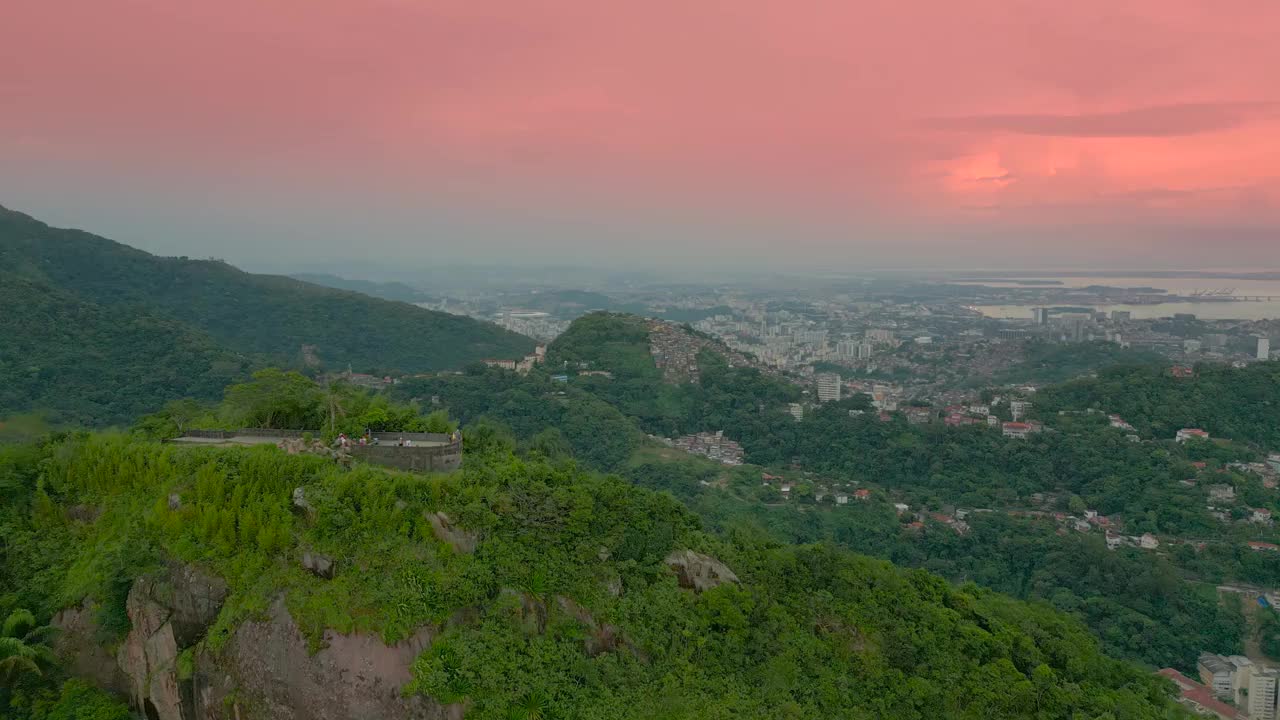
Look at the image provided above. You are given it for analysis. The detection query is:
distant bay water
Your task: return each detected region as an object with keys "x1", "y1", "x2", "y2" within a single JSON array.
[{"x1": 961, "y1": 275, "x2": 1280, "y2": 321}]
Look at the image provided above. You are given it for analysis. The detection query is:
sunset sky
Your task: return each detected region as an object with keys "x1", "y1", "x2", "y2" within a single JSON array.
[{"x1": 3, "y1": 0, "x2": 1279, "y2": 271}]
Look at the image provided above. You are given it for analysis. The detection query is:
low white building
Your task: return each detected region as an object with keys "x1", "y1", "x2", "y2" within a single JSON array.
[{"x1": 1177, "y1": 428, "x2": 1210, "y2": 443}]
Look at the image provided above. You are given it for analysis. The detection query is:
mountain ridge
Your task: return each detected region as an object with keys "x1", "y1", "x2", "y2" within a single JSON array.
[{"x1": 0, "y1": 205, "x2": 535, "y2": 424}]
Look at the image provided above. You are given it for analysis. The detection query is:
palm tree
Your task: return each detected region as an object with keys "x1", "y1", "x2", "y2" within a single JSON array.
[
  {"x1": 0, "y1": 609, "x2": 56, "y2": 684},
  {"x1": 323, "y1": 379, "x2": 352, "y2": 436},
  {"x1": 507, "y1": 689, "x2": 555, "y2": 720}
]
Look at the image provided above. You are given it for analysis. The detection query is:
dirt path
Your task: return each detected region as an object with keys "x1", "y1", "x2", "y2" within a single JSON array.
[{"x1": 1221, "y1": 586, "x2": 1269, "y2": 663}]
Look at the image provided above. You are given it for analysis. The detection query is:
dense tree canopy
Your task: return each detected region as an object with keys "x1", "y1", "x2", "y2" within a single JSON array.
[
  {"x1": 526, "y1": 313, "x2": 1280, "y2": 672},
  {"x1": 0, "y1": 272, "x2": 249, "y2": 426},
  {"x1": 1036, "y1": 362, "x2": 1280, "y2": 448},
  {"x1": 133, "y1": 369, "x2": 456, "y2": 441}
]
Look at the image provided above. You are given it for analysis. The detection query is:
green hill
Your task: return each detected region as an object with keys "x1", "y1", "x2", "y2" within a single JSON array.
[
  {"x1": 0, "y1": 435, "x2": 1186, "y2": 719},
  {"x1": 1035, "y1": 361, "x2": 1280, "y2": 448},
  {"x1": 545, "y1": 312, "x2": 801, "y2": 439},
  {"x1": 290, "y1": 273, "x2": 434, "y2": 304},
  {"x1": 0, "y1": 206, "x2": 533, "y2": 374},
  {"x1": 0, "y1": 271, "x2": 249, "y2": 425},
  {"x1": 0, "y1": 206, "x2": 535, "y2": 424}
]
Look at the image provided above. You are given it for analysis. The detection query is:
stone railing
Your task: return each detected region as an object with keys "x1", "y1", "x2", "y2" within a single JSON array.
[
  {"x1": 172, "y1": 429, "x2": 463, "y2": 473},
  {"x1": 348, "y1": 435, "x2": 462, "y2": 473},
  {"x1": 177, "y1": 429, "x2": 305, "y2": 440}
]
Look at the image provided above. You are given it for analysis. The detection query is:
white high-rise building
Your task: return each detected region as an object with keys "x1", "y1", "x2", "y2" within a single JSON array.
[
  {"x1": 1010, "y1": 400, "x2": 1031, "y2": 422},
  {"x1": 816, "y1": 373, "x2": 842, "y2": 403},
  {"x1": 1259, "y1": 336, "x2": 1272, "y2": 361},
  {"x1": 1249, "y1": 667, "x2": 1279, "y2": 720}
]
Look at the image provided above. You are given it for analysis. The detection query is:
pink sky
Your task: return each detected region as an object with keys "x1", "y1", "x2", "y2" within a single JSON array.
[{"x1": 3, "y1": 0, "x2": 1279, "y2": 267}]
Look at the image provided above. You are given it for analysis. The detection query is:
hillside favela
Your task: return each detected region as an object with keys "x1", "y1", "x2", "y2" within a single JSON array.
[{"x1": 3, "y1": 3, "x2": 1280, "y2": 720}]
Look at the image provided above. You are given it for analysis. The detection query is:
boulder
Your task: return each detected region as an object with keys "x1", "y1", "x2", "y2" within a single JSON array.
[
  {"x1": 167, "y1": 493, "x2": 182, "y2": 510},
  {"x1": 292, "y1": 486, "x2": 314, "y2": 514},
  {"x1": 302, "y1": 551, "x2": 336, "y2": 579},
  {"x1": 426, "y1": 511, "x2": 478, "y2": 554},
  {"x1": 664, "y1": 549, "x2": 739, "y2": 593}
]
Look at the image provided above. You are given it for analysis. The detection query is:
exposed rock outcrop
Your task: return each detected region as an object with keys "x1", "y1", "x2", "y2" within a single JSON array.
[
  {"x1": 301, "y1": 551, "x2": 336, "y2": 579},
  {"x1": 603, "y1": 574, "x2": 623, "y2": 598},
  {"x1": 199, "y1": 599, "x2": 460, "y2": 720},
  {"x1": 66, "y1": 504, "x2": 101, "y2": 523},
  {"x1": 426, "y1": 511, "x2": 478, "y2": 554},
  {"x1": 664, "y1": 549, "x2": 739, "y2": 592},
  {"x1": 555, "y1": 596, "x2": 632, "y2": 657},
  {"x1": 52, "y1": 599, "x2": 132, "y2": 698},
  {"x1": 116, "y1": 563, "x2": 228, "y2": 720}
]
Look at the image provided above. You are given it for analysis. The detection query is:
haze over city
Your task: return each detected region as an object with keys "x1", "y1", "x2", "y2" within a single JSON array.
[{"x1": 4, "y1": 0, "x2": 1279, "y2": 271}]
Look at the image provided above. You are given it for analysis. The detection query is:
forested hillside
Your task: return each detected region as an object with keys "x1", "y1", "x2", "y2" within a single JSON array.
[
  {"x1": 290, "y1": 273, "x2": 433, "y2": 304},
  {"x1": 437, "y1": 313, "x2": 1280, "y2": 673},
  {"x1": 0, "y1": 435, "x2": 1187, "y2": 719},
  {"x1": 0, "y1": 205, "x2": 533, "y2": 374},
  {"x1": 0, "y1": 271, "x2": 249, "y2": 426},
  {"x1": 991, "y1": 341, "x2": 1168, "y2": 385},
  {"x1": 545, "y1": 312, "x2": 801, "y2": 438},
  {"x1": 623, "y1": 450, "x2": 1251, "y2": 672},
  {"x1": 1036, "y1": 362, "x2": 1280, "y2": 447},
  {"x1": 394, "y1": 368, "x2": 643, "y2": 471},
  {"x1": 395, "y1": 360, "x2": 1265, "y2": 671}
]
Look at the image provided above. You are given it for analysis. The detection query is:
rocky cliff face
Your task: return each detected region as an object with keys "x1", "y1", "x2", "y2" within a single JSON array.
[
  {"x1": 59, "y1": 562, "x2": 459, "y2": 720},
  {"x1": 116, "y1": 562, "x2": 228, "y2": 720},
  {"x1": 196, "y1": 599, "x2": 459, "y2": 720},
  {"x1": 54, "y1": 551, "x2": 728, "y2": 719},
  {"x1": 52, "y1": 599, "x2": 132, "y2": 698},
  {"x1": 664, "y1": 549, "x2": 739, "y2": 592}
]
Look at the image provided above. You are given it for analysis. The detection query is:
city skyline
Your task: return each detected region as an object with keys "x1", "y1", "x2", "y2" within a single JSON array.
[{"x1": 4, "y1": 0, "x2": 1279, "y2": 270}]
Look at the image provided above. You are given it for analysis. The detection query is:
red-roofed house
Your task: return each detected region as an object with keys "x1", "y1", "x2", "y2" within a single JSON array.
[
  {"x1": 1177, "y1": 428, "x2": 1210, "y2": 443},
  {"x1": 1156, "y1": 668, "x2": 1247, "y2": 720},
  {"x1": 1002, "y1": 421, "x2": 1040, "y2": 439},
  {"x1": 1248, "y1": 541, "x2": 1279, "y2": 552},
  {"x1": 853, "y1": 488, "x2": 872, "y2": 501}
]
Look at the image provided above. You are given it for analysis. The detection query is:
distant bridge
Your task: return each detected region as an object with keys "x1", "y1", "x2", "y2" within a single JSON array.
[{"x1": 1180, "y1": 293, "x2": 1280, "y2": 302}]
